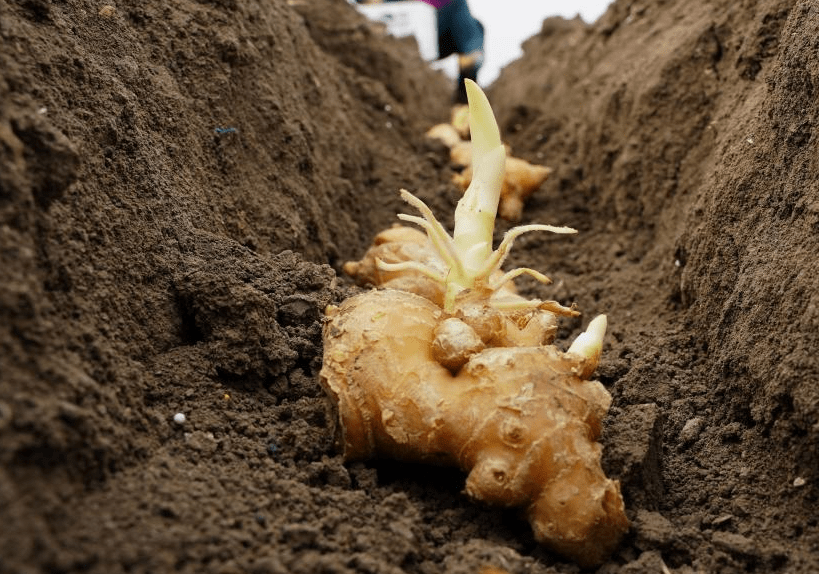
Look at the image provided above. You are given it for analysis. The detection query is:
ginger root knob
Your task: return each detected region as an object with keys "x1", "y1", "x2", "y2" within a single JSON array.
[
  {"x1": 320, "y1": 290, "x2": 628, "y2": 568},
  {"x1": 432, "y1": 317, "x2": 486, "y2": 372}
]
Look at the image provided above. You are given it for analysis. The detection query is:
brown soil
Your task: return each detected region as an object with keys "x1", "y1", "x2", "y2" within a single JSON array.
[{"x1": 1, "y1": 0, "x2": 817, "y2": 572}]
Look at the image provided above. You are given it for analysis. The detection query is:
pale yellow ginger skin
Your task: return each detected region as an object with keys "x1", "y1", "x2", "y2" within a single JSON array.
[
  {"x1": 321, "y1": 291, "x2": 628, "y2": 568},
  {"x1": 342, "y1": 225, "x2": 453, "y2": 307},
  {"x1": 426, "y1": 123, "x2": 462, "y2": 149},
  {"x1": 449, "y1": 140, "x2": 473, "y2": 168},
  {"x1": 450, "y1": 103, "x2": 471, "y2": 139},
  {"x1": 323, "y1": 80, "x2": 628, "y2": 567}
]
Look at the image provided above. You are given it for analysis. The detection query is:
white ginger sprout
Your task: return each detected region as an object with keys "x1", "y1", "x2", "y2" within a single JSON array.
[{"x1": 378, "y1": 80, "x2": 576, "y2": 313}]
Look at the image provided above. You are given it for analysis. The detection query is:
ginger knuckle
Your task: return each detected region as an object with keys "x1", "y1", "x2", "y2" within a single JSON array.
[
  {"x1": 374, "y1": 224, "x2": 427, "y2": 246},
  {"x1": 530, "y1": 475, "x2": 628, "y2": 569},
  {"x1": 454, "y1": 302, "x2": 506, "y2": 345},
  {"x1": 466, "y1": 454, "x2": 529, "y2": 506},
  {"x1": 499, "y1": 418, "x2": 528, "y2": 447},
  {"x1": 432, "y1": 317, "x2": 485, "y2": 372}
]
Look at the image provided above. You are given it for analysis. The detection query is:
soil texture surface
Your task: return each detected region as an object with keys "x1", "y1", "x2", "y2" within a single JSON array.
[{"x1": 1, "y1": 0, "x2": 817, "y2": 572}]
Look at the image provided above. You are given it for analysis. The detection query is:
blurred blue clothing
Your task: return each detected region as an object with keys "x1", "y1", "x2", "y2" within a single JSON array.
[
  {"x1": 363, "y1": 0, "x2": 484, "y2": 60},
  {"x1": 357, "y1": 0, "x2": 483, "y2": 102},
  {"x1": 435, "y1": 0, "x2": 484, "y2": 60}
]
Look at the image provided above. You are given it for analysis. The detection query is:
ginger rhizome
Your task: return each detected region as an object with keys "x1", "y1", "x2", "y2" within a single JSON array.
[{"x1": 322, "y1": 80, "x2": 628, "y2": 568}]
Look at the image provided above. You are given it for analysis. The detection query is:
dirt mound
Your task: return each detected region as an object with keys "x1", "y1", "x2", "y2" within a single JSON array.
[{"x1": 0, "y1": 0, "x2": 816, "y2": 572}]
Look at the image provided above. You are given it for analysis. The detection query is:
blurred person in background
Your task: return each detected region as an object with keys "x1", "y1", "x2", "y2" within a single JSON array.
[{"x1": 357, "y1": 0, "x2": 485, "y2": 103}]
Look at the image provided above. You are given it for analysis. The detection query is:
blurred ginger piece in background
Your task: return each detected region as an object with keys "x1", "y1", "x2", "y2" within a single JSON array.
[{"x1": 426, "y1": 112, "x2": 552, "y2": 222}]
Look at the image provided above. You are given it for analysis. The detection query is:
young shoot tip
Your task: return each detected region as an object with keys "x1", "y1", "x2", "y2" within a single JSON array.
[
  {"x1": 567, "y1": 315, "x2": 607, "y2": 377},
  {"x1": 390, "y1": 83, "x2": 577, "y2": 313}
]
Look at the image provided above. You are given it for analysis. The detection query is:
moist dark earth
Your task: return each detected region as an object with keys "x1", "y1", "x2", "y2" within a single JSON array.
[{"x1": 1, "y1": 0, "x2": 818, "y2": 572}]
